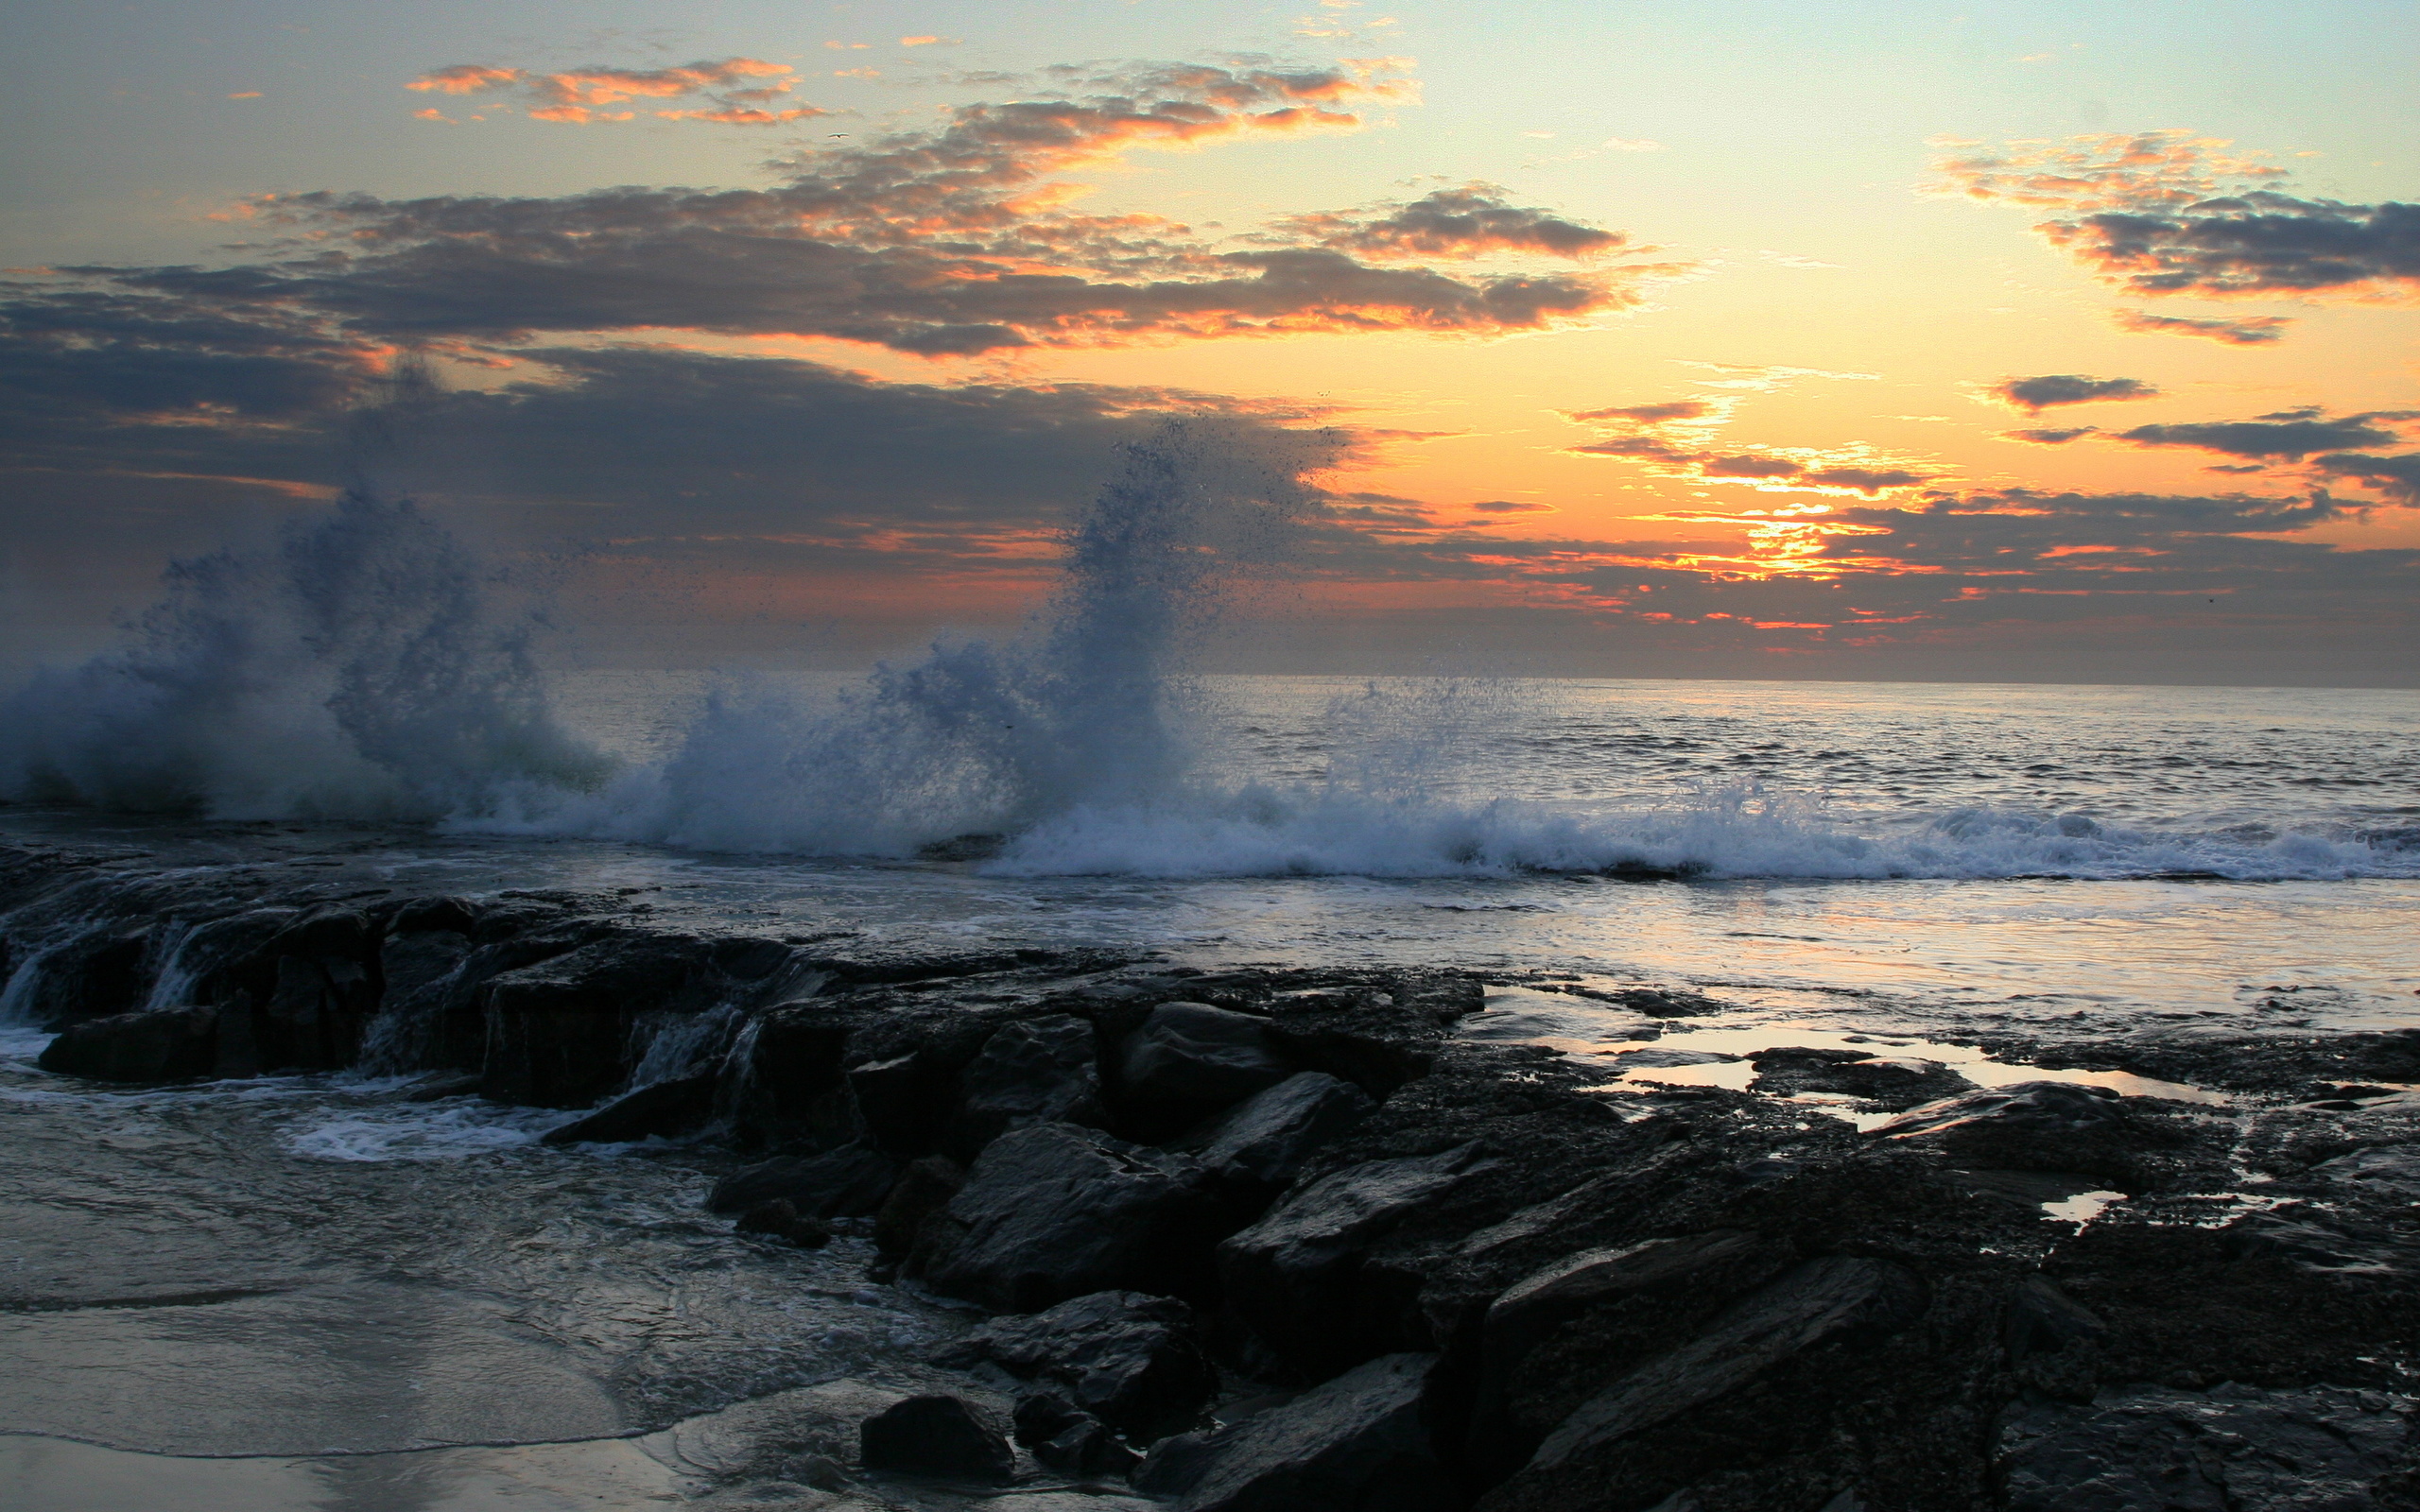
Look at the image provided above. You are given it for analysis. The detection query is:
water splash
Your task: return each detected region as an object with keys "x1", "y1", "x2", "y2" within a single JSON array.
[{"x1": 0, "y1": 490, "x2": 611, "y2": 820}]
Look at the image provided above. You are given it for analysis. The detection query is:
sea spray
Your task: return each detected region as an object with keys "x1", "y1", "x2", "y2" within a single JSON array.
[
  {"x1": 539, "y1": 418, "x2": 1329, "y2": 852},
  {"x1": 0, "y1": 490, "x2": 610, "y2": 819}
]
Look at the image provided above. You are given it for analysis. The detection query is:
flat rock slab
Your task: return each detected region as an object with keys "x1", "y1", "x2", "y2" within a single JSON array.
[
  {"x1": 1144, "y1": 1352, "x2": 1453, "y2": 1512},
  {"x1": 2001, "y1": 1383, "x2": 2416, "y2": 1511}
]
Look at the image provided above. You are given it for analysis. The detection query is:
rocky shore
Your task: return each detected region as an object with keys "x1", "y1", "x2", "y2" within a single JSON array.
[{"x1": 7, "y1": 841, "x2": 2419, "y2": 1510}]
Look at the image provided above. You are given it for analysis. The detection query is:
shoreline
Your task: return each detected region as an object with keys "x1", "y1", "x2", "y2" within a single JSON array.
[{"x1": 4, "y1": 837, "x2": 2418, "y2": 1509}]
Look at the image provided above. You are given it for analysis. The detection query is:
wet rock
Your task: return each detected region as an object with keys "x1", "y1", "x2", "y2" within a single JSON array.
[
  {"x1": 2224, "y1": 1211, "x2": 2420, "y2": 1279},
  {"x1": 541, "y1": 1073, "x2": 719, "y2": 1145},
  {"x1": 1219, "y1": 1141, "x2": 1509, "y2": 1377},
  {"x1": 1138, "y1": 1352, "x2": 1451, "y2": 1512},
  {"x1": 1750, "y1": 1047, "x2": 1974, "y2": 1109},
  {"x1": 1865, "y1": 1080, "x2": 2176, "y2": 1185},
  {"x1": 1119, "y1": 1003, "x2": 1295, "y2": 1136},
  {"x1": 399, "y1": 1070, "x2": 484, "y2": 1102},
  {"x1": 262, "y1": 905, "x2": 377, "y2": 963},
  {"x1": 259, "y1": 953, "x2": 375, "y2": 1070},
  {"x1": 710, "y1": 1143, "x2": 900, "y2": 1217},
  {"x1": 2000, "y1": 1383, "x2": 2415, "y2": 1512},
  {"x1": 857, "y1": 1394, "x2": 1014, "y2": 1483},
  {"x1": 479, "y1": 932, "x2": 714, "y2": 1106},
  {"x1": 1468, "y1": 1230, "x2": 1790, "y2": 1475},
  {"x1": 36, "y1": 1005, "x2": 217, "y2": 1082},
  {"x1": 379, "y1": 929, "x2": 472, "y2": 1010},
  {"x1": 910, "y1": 1124, "x2": 1222, "y2": 1312},
  {"x1": 2303, "y1": 1143, "x2": 2420, "y2": 1203},
  {"x1": 732, "y1": 998, "x2": 875, "y2": 1151},
  {"x1": 23, "y1": 926, "x2": 152, "y2": 1029},
  {"x1": 2004, "y1": 1275, "x2": 2107, "y2": 1402},
  {"x1": 390, "y1": 895, "x2": 477, "y2": 935},
  {"x1": 1170, "y1": 1071, "x2": 1375, "y2": 1192},
  {"x1": 873, "y1": 1154, "x2": 965, "y2": 1260},
  {"x1": 846, "y1": 1050, "x2": 954, "y2": 1156},
  {"x1": 735, "y1": 1197, "x2": 835, "y2": 1249},
  {"x1": 948, "y1": 1015, "x2": 1107, "y2": 1158},
  {"x1": 1515, "y1": 1256, "x2": 1928, "y2": 1480},
  {"x1": 935, "y1": 1290, "x2": 1216, "y2": 1435},
  {"x1": 1262, "y1": 987, "x2": 1463, "y2": 1098},
  {"x1": 1012, "y1": 1391, "x2": 1142, "y2": 1477},
  {"x1": 1602, "y1": 988, "x2": 1725, "y2": 1018}
]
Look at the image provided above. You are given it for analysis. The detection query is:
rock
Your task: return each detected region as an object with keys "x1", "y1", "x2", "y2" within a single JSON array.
[
  {"x1": 1173, "y1": 1072, "x2": 1376, "y2": 1191},
  {"x1": 910, "y1": 1124, "x2": 1221, "y2": 1312},
  {"x1": 391, "y1": 895, "x2": 477, "y2": 935},
  {"x1": 21, "y1": 926, "x2": 153, "y2": 1029},
  {"x1": 847, "y1": 1051, "x2": 953, "y2": 1156},
  {"x1": 400, "y1": 1071, "x2": 484, "y2": 1102},
  {"x1": 1750, "y1": 1047, "x2": 1974, "y2": 1109},
  {"x1": 1120, "y1": 1003, "x2": 1295, "y2": 1135},
  {"x1": 2004, "y1": 1275, "x2": 2107, "y2": 1402},
  {"x1": 2000, "y1": 1383, "x2": 2414, "y2": 1512},
  {"x1": 1521, "y1": 1256, "x2": 1929, "y2": 1477},
  {"x1": 2303, "y1": 1143, "x2": 2420, "y2": 1202},
  {"x1": 735, "y1": 1197, "x2": 834, "y2": 1248},
  {"x1": 1012, "y1": 1392, "x2": 1142, "y2": 1477},
  {"x1": 1144, "y1": 1353, "x2": 1452, "y2": 1512},
  {"x1": 949, "y1": 1015, "x2": 1107, "y2": 1157},
  {"x1": 873, "y1": 1154, "x2": 965, "y2": 1260},
  {"x1": 710, "y1": 1144, "x2": 900, "y2": 1217},
  {"x1": 1870, "y1": 1080, "x2": 2128, "y2": 1141},
  {"x1": 857, "y1": 1394, "x2": 1014, "y2": 1484},
  {"x1": 935, "y1": 1290, "x2": 1215, "y2": 1435},
  {"x1": 541, "y1": 1073, "x2": 719, "y2": 1145},
  {"x1": 1866, "y1": 1080, "x2": 2158, "y2": 1184},
  {"x1": 2224, "y1": 1212, "x2": 2420, "y2": 1278},
  {"x1": 478, "y1": 932, "x2": 714, "y2": 1106},
  {"x1": 379, "y1": 929, "x2": 472, "y2": 1007},
  {"x1": 259, "y1": 954, "x2": 375, "y2": 1070},
  {"x1": 1469, "y1": 1230, "x2": 1789, "y2": 1474},
  {"x1": 35, "y1": 1005, "x2": 217, "y2": 1082},
  {"x1": 1219, "y1": 1142, "x2": 1508, "y2": 1376}
]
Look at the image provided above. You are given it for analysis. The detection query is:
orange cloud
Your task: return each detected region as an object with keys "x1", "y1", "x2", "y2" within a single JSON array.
[{"x1": 406, "y1": 57, "x2": 819, "y2": 125}]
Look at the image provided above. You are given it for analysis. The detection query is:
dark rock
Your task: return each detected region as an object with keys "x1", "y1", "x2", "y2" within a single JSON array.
[
  {"x1": 2004, "y1": 1275, "x2": 2107, "y2": 1403},
  {"x1": 263, "y1": 905, "x2": 377, "y2": 963},
  {"x1": 910, "y1": 1123, "x2": 1222, "y2": 1312},
  {"x1": 36, "y1": 1005, "x2": 216, "y2": 1082},
  {"x1": 847, "y1": 1050, "x2": 953, "y2": 1156},
  {"x1": 1603, "y1": 988, "x2": 1724, "y2": 1018},
  {"x1": 2000, "y1": 1383, "x2": 2414, "y2": 1512},
  {"x1": 2303, "y1": 1143, "x2": 2420, "y2": 1203},
  {"x1": 857, "y1": 1394, "x2": 1014, "y2": 1483},
  {"x1": 1469, "y1": 1230, "x2": 1789, "y2": 1475},
  {"x1": 1750, "y1": 1047, "x2": 1974, "y2": 1109},
  {"x1": 735, "y1": 1197, "x2": 834, "y2": 1248},
  {"x1": 259, "y1": 954, "x2": 375, "y2": 1070},
  {"x1": 379, "y1": 929, "x2": 471, "y2": 1008},
  {"x1": 1263, "y1": 991, "x2": 1456, "y2": 1099},
  {"x1": 1146, "y1": 1352, "x2": 1452, "y2": 1512},
  {"x1": 709, "y1": 1143, "x2": 900, "y2": 1217},
  {"x1": 1012, "y1": 1392, "x2": 1142, "y2": 1477},
  {"x1": 935, "y1": 1290, "x2": 1216, "y2": 1436},
  {"x1": 23, "y1": 926, "x2": 151, "y2": 1029},
  {"x1": 948, "y1": 1014, "x2": 1106, "y2": 1158},
  {"x1": 2224, "y1": 1211, "x2": 2420, "y2": 1279},
  {"x1": 731, "y1": 997, "x2": 873, "y2": 1151},
  {"x1": 1120, "y1": 1003, "x2": 1295, "y2": 1135},
  {"x1": 1518, "y1": 1257, "x2": 1928, "y2": 1479},
  {"x1": 479, "y1": 933, "x2": 713, "y2": 1106},
  {"x1": 400, "y1": 1071, "x2": 484, "y2": 1102},
  {"x1": 873, "y1": 1154, "x2": 965, "y2": 1259},
  {"x1": 1866, "y1": 1080, "x2": 2174, "y2": 1186},
  {"x1": 541, "y1": 1073, "x2": 719, "y2": 1144},
  {"x1": 391, "y1": 895, "x2": 478, "y2": 935},
  {"x1": 1219, "y1": 1142, "x2": 1509, "y2": 1377},
  {"x1": 1172, "y1": 1072, "x2": 1375, "y2": 1192}
]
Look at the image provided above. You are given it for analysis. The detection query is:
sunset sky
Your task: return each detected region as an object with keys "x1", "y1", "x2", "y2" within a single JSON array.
[{"x1": 5, "y1": 0, "x2": 2416, "y2": 683}]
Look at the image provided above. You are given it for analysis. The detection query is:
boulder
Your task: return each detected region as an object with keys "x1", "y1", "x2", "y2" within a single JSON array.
[
  {"x1": 23, "y1": 926, "x2": 152, "y2": 1029},
  {"x1": 949, "y1": 1014, "x2": 1107, "y2": 1157},
  {"x1": 735, "y1": 1197, "x2": 834, "y2": 1249},
  {"x1": 909, "y1": 1123, "x2": 1221, "y2": 1312},
  {"x1": 1012, "y1": 1392, "x2": 1142, "y2": 1478},
  {"x1": 1750, "y1": 1047, "x2": 1974, "y2": 1109},
  {"x1": 1219, "y1": 1142, "x2": 1508, "y2": 1376},
  {"x1": 2000, "y1": 1383, "x2": 2414, "y2": 1512},
  {"x1": 1468, "y1": 1230, "x2": 1789, "y2": 1474},
  {"x1": 709, "y1": 1143, "x2": 900, "y2": 1217},
  {"x1": 1120, "y1": 1003, "x2": 1295, "y2": 1135},
  {"x1": 1139, "y1": 1353, "x2": 1453, "y2": 1512},
  {"x1": 258, "y1": 953, "x2": 376, "y2": 1070},
  {"x1": 874, "y1": 1154, "x2": 966, "y2": 1260},
  {"x1": 858, "y1": 1394, "x2": 1014, "y2": 1484},
  {"x1": 1172, "y1": 1072, "x2": 1375, "y2": 1192},
  {"x1": 847, "y1": 1050, "x2": 954, "y2": 1155},
  {"x1": 36, "y1": 1005, "x2": 216, "y2": 1082},
  {"x1": 1519, "y1": 1256, "x2": 1928, "y2": 1478},
  {"x1": 1866, "y1": 1080, "x2": 2155, "y2": 1183},
  {"x1": 541, "y1": 1073, "x2": 719, "y2": 1145},
  {"x1": 935, "y1": 1290, "x2": 1215, "y2": 1435},
  {"x1": 479, "y1": 933, "x2": 712, "y2": 1106}
]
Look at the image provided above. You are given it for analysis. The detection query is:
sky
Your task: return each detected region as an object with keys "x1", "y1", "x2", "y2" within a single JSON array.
[{"x1": 3, "y1": 0, "x2": 2416, "y2": 684}]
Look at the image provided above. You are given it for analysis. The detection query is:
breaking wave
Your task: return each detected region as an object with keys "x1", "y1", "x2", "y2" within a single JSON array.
[{"x1": 4, "y1": 421, "x2": 2413, "y2": 884}]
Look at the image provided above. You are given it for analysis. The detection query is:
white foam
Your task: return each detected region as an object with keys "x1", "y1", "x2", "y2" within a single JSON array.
[{"x1": 283, "y1": 1098, "x2": 572, "y2": 1162}]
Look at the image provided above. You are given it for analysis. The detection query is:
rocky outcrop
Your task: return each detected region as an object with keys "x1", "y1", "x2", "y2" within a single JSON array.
[
  {"x1": 2000, "y1": 1383, "x2": 2415, "y2": 1511},
  {"x1": 1171, "y1": 1071, "x2": 1375, "y2": 1194},
  {"x1": 934, "y1": 1290, "x2": 1216, "y2": 1436},
  {"x1": 1135, "y1": 1353, "x2": 1452, "y2": 1512},
  {"x1": 909, "y1": 1123, "x2": 1225, "y2": 1312},
  {"x1": 857, "y1": 1394, "x2": 1014, "y2": 1483},
  {"x1": 1118, "y1": 1003, "x2": 1297, "y2": 1138}
]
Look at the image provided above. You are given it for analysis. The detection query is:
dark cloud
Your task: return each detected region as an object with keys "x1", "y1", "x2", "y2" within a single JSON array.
[
  {"x1": 1941, "y1": 132, "x2": 2420, "y2": 302},
  {"x1": 1566, "y1": 399, "x2": 1717, "y2": 424},
  {"x1": 83, "y1": 63, "x2": 1661, "y2": 359},
  {"x1": 2112, "y1": 308, "x2": 2292, "y2": 345},
  {"x1": 1275, "y1": 183, "x2": 1627, "y2": 259},
  {"x1": 1468, "y1": 499, "x2": 1557, "y2": 513},
  {"x1": 2311, "y1": 451, "x2": 2420, "y2": 506},
  {"x1": 1989, "y1": 373, "x2": 2158, "y2": 411},
  {"x1": 2114, "y1": 413, "x2": 2411, "y2": 459},
  {"x1": 1999, "y1": 426, "x2": 2098, "y2": 445}
]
